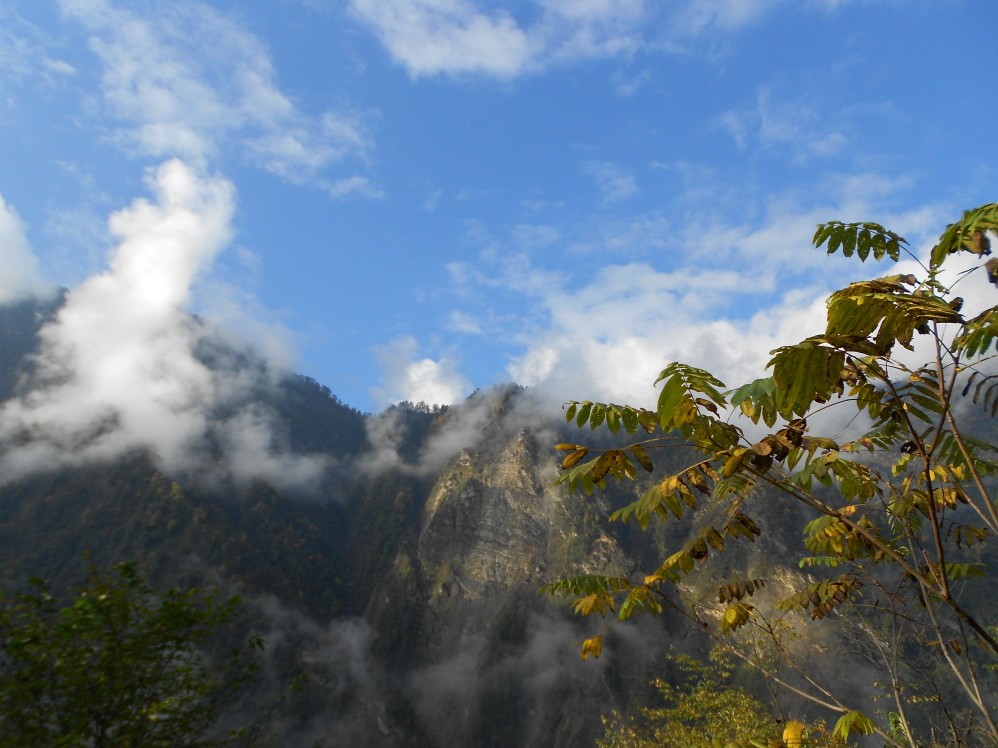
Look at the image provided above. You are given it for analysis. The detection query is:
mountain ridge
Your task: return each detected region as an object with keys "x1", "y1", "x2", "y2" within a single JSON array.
[{"x1": 0, "y1": 297, "x2": 676, "y2": 745}]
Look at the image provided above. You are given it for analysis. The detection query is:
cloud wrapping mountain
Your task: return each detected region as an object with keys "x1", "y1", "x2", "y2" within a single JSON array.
[{"x1": 0, "y1": 160, "x2": 326, "y2": 490}]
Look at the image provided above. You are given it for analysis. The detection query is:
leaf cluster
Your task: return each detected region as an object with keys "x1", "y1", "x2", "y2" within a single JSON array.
[
  {"x1": 0, "y1": 562, "x2": 261, "y2": 747},
  {"x1": 547, "y1": 205, "x2": 998, "y2": 746}
]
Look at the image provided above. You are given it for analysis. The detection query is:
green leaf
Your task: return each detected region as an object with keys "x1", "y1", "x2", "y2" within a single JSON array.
[
  {"x1": 955, "y1": 308, "x2": 998, "y2": 357},
  {"x1": 814, "y1": 221, "x2": 906, "y2": 262},
  {"x1": 622, "y1": 407, "x2": 639, "y2": 434},
  {"x1": 729, "y1": 376, "x2": 779, "y2": 426},
  {"x1": 944, "y1": 562, "x2": 985, "y2": 580},
  {"x1": 540, "y1": 575, "x2": 632, "y2": 598},
  {"x1": 768, "y1": 342, "x2": 845, "y2": 419},
  {"x1": 833, "y1": 710, "x2": 876, "y2": 740},
  {"x1": 656, "y1": 363, "x2": 728, "y2": 435},
  {"x1": 606, "y1": 407, "x2": 621, "y2": 433},
  {"x1": 931, "y1": 203, "x2": 998, "y2": 268},
  {"x1": 589, "y1": 403, "x2": 606, "y2": 429}
]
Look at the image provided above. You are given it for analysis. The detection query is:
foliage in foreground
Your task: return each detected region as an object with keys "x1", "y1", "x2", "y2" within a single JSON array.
[
  {"x1": 598, "y1": 650, "x2": 837, "y2": 748},
  {"x1": 546, "y1": 205, "x2": 998, "y2": 747},
  {"x1": 0, "y1": 562, "x2": 262, "y2": 747}
]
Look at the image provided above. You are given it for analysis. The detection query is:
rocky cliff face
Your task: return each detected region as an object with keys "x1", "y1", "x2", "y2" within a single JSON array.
[
  {"x1": 348, "y1": 392, "x2": 667, "y2": 748},
  {"x1": 419, "y1": 415, "x2": 633, "y2": 600},
  {"x1": 423, "y1": 433, "x2": 569, "y2": 598}
]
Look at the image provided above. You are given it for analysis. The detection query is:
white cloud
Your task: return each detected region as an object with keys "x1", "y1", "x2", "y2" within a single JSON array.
[
  {"x1": 0, "y1": 4, "x2": 76, "y2": 96},
  {"x1": 0, "y1": 195, "x2": 54, "y2": 304},
  {"x1": 505, "y1": 260, "x2": 801, "y2": 408},
  {"x1": 326, "y1": 175, "x2": 385, "y2": 200},
  {"x1": 673, "y1": 0, "x2": 780, "y2": 35},
  {"x1": 613, "y1": 67, "x2": 654, "y2": 97},
  {"x1": 346, "y1": 0, "x2": 646, "y2": 79},
  {"x1": 566, "y1": 212, "x2": 671, "y2": 255},
  {"x1": 195, "y1": 279, "x2": 299, "y2": 374},
  {"x1": 0, "y1": 159, "x2": 327, "y2": 491},
  {"x1": 446, "y1": 310, "x2": 484, "y2": 335},
  {"x1": 423, "y1": 188, "x2": 444, "y2": 212},
  {"x1": 583, "y1": 161, "x2": 639, "y2": 204},
  {"x1": 537, "y1": 0, "x2": 643, "y2": 24},
  {"x1": 718, "y1": 88, "x2": 848, "y2": 161},
  {"x1": 537, "y1": 0, "x2": 646, "y2": 62},
  {"x1": 347, "y1": 0, "x2": 536, "y2": 79},
  {"x1": 60, "y1": 0, "x2": 371, "y2": 184},
  {"x1": 371, "y1": 335, "x2": 472, "y2": 407},
  {"x1": 511, "y1": 223, "x2": 561, "y2": 249},
  {"x1": 347, "y1": 0, "x2": 843, "y2": 79},
  {"x1": 445, "y1": 176, "x2": 950, "y2": 410}
]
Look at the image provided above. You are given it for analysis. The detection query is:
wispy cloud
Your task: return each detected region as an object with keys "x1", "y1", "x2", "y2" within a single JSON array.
[
  {"x1": 0, "y1": 4, "x2": 76, "y2": 100},
  {"x1": 0, "y1": 195, "x2": 54, "y2": 304},
  {"x1": 583, "y1": 161, "x2": 639, "y2": 204},
  {"x1": 60, "y1": 0, "x2": 373, "y2": 186},
  {"x1": 346, "y1": 0, "x2": 835, "y2": 79},
  {"x1": 612, "y1": 67, "x2": 654, "y2": 97},
  {"x1": 346, "y1": 0, "x2": 646, "y2": 79},
  {"x1": 672, "y1": 0, "x2": 780, "y2": 35},
  {"x1": 717, "y1": 87, "x2": 848, "y2": 161},
  {"x1": 445, "y1": 310, "x2": 484, "y2": 335},
  {"x1": 326, "y1": 175, "x2": 385, "y2": 200},
  {"x1": 566, "y1": 211, "x2": 670, "y2": 255},
  {"x1": 511, "y1": 223, "x2": 561, "y2": 249}
]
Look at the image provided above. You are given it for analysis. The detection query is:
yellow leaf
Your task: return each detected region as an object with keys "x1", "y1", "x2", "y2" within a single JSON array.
[
  {"x1": 629, "y1": 444, "x2": 654, "y2": 472},
  {"x1": 722, "y1": 448, "x2": 750, "y2": 477},
  {"x1": 561, "y1": 448, "x2": 588, "y2": 469},
  {"x1": 783, "y1": 720, "x2": 805, "y2": 747},
  {"x1": 573, "y1": 593, "x2": 614, "y2": 617},
  {"x1": 580, "y1": 634, "x2": 603, "y2": 660}
]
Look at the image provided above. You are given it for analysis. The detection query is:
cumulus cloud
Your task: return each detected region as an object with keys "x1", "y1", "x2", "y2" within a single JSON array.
[
  {"x1": 60, "y1": 0, "x2": 372, "y2": 185},
  {"x1": 371, "y1": 336, "x2": 472, "y2": 408},
  {"x1": 506, "y1": 266, "x2": 824, "y2": 409},
  {"x1": 0, "y1": 160, "x2": 327, "y2": 491},
  {"x1": 0, "y1": 195, "x2": 53, "y2": 304},
  {"x1": 347, "y1": 0, "x2": 536, "y2": 79}
]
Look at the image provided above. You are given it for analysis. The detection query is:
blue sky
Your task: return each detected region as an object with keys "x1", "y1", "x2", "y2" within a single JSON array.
[{"x1": 1, "y1": 0, "x2": 996, "y2": 414}]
